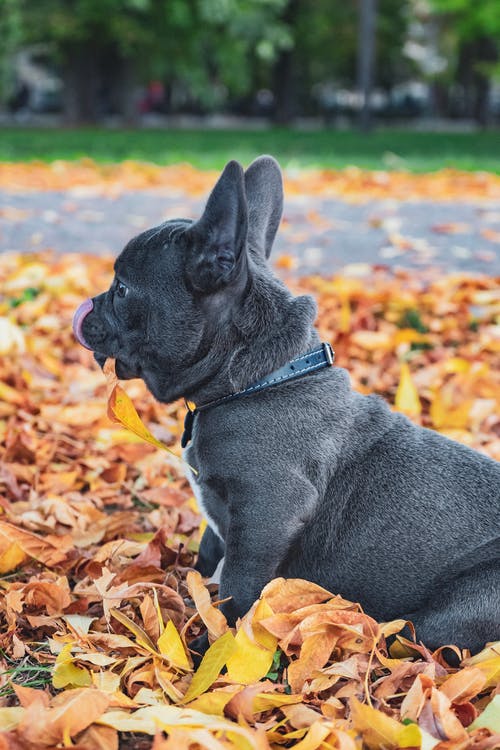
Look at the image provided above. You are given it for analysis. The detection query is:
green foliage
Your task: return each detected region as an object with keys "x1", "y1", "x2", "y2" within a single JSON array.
[
  {"x1": 0, "y1": 0, "x2": 291, "y2": 108},
  {"x1": 428, "y1": 0, "x2": 500, "y2": 40},
  {"x1": 8, "y1": 287, "x2": 40, "y2": 309},
  {"x1": 400, "y1": 309, "x2": 429, "y2": 333},
  {"x1": 426, "y1": 0, "x2": 500, "y2": 104},
  {"x1": 294, "y1": 0, "x2": 412, "y2": 93}
]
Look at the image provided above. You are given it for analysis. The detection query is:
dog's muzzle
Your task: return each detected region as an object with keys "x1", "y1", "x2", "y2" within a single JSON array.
[{"x1": 72, "y1": 298, "x2": 94, "y2": 350}]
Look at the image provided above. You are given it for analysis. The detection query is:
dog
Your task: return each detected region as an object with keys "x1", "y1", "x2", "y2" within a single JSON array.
[{"x1": 73, "y1": 156, "x2": 500, "y2": 655}]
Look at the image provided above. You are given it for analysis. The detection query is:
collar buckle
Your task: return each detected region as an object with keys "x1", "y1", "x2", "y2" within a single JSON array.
[{"x1": 322, "y1": 342, "x2": 335, "y2": 366}]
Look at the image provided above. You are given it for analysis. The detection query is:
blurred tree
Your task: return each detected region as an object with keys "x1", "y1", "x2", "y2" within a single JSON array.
[
  {"x1": 0, "y1": 0, "x2": 24, "y2": 105},
  {"x1": 1, "y1": 0, "x2": 291, "y2": 122},
  {"x1": 427, "y1": 0, "x2": 500, "y2": 123},
  {"x1": 0, "y1": 0, "x2": 420, "y2": 124},
  {"x1": 272, "y1": 0, "x2": 411, "y2": 123}
]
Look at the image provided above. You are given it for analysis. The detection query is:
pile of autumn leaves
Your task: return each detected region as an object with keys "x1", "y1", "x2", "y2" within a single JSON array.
[{"x1": 0, "y1": 251, "x2": 499, "y2": 750}]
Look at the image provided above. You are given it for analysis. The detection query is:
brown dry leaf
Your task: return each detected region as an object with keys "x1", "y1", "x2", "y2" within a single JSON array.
[
  {"x1": 16, "y1": 688, "x2": 110, "y2": 746},
  {"x1": 439, "y1": 666, "x2": 487, "y2": 704},
  {"x1": 73, "y1": 724, "x2": 118, "y2": 750},
  {"x1": 288, "y1": 631, "x2": 338, "y2": 693},
  {"x1": 0, "y1": 522, "x2": 71, "y2": 569},
  {"x1": 0, "y1": 249, "x2": 499, "y2": 749},
  {"x1": 186, "y1": 570, "x2": 228, "y2": 640},
  {"x1": 261, "y1": 577, "x2": 338, "y2": 612}
]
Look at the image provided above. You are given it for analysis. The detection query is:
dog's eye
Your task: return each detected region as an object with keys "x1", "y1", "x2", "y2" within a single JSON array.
[{"x1": 116, "y1": 282, "x2": 128, "y2": 298}]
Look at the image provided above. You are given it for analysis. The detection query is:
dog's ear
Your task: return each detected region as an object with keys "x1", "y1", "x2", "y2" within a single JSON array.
[
  {"x1": 245, "y1": 155, "x2": 283, "y2": 259},
  {"x1": 184, "y1": 160, "x2": 248, "y2": 292}
]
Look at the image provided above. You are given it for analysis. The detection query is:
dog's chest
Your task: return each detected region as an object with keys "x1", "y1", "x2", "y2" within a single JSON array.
[{"x1": 183, "y1": 447, "x2": 226, "y2": 540}]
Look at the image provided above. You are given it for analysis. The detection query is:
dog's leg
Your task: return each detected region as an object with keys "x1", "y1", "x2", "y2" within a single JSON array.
[
  {"x1": 405, "y1": 561, "x2": 500, "y2": 654},
  {"x1": 217, "y1": 482, "x2": 318, "y2": 625},
  {"x1": 195, "y1": 527, "x2": 225, "y2": 577}
]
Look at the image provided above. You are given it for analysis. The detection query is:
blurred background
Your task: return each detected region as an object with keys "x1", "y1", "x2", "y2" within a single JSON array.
[
  {"x1": 1, "y1": 0, "x2": 499, "y2": 130},
  {"x1": 1, "y1": 0, "x2": 499, "y2": 277}
]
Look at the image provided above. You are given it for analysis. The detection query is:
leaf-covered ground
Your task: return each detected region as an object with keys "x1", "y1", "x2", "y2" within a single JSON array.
[
  {"x1": 3, "y1": 159, "x2": 500, "y2": 199},
  {"x1": 0, "y1": 250, "x2": 499, "y2": 749},
  {"x1": 3, "y1": 161, "x2": 500, "y2": 280}
]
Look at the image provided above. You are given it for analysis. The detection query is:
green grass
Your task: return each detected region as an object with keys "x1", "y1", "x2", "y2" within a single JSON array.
[
  {"x1": 0, "y1": 647, "x2": 53, "y2": 698},
  {"x1": 0, "y1": 127, "x2": 499, "y2": 172}
]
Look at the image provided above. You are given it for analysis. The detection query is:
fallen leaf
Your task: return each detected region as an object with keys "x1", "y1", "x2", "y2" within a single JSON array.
[
  {"x1": 183, "y1": 631, "x2": 236, "y2": 703},
  {"x1": 395, "y1": 362, "x2": 421, "y2": 417}
]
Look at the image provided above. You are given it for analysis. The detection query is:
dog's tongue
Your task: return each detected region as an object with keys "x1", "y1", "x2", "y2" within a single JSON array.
[{"x1": 72, "y1": 298, "x2": 94, "y2": 350}]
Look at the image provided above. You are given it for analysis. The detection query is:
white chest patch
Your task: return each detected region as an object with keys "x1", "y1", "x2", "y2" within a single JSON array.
[{"x1": 183, "y1": 449, "x2": 223, "y2": 540}]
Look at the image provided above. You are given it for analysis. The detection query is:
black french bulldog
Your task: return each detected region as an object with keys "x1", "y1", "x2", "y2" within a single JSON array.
[{"x1": 74, "y1": 156, "x2": 500, "y2": 655}]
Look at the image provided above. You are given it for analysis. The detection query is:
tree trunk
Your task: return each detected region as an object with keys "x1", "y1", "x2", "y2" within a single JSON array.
[
  {"x1": 61, "y1": 42, "x2": 100, "y2": 124},
  {"x1": 457, "y1": 37, "x2": 497, "y2": 125},
  {"x1": 472, "y1": 37, "x2": 496, "y2": 127},
  {"x1": 357, "y1": 0, "x2": 377, "y2": 132},
  {"x1": 272, "y1": 0, "x2": 299, "y2": 125},
  {"x1": 103, "y1": 48, "x2": 138, "y2": 125}
]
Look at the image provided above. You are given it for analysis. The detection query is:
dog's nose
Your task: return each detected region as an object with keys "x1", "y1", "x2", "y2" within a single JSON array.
[{"x1": 72, "y1": 298, "x2": 94, "y2": 350}]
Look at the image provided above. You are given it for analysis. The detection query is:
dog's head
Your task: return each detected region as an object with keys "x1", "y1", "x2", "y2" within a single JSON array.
[{"x1": 73, "y1": 156, "x2": 293, "y2": 403}]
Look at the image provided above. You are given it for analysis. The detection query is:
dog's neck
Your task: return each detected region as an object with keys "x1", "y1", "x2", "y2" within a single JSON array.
[{"x1": 182, "y1": 271, "x2": 319, "y2": 406}]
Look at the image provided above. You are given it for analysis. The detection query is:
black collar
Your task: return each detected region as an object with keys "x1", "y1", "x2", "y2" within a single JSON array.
[{"x1": 181, "y1": 342, "x2": 335, "y2": 448}]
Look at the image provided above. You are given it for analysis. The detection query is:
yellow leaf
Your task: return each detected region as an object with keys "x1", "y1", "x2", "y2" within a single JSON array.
[
  {"x1": 395, "y1": 362, "x2": 421, "y2": 417},
  {"x1": 430, "y1": 389, "x2": 471, "y2": 429},
  {"x1": 350, "y1": 697, "x2": 421, "y2": 749},
  {"x1": 289, "y1": 720, "x2": 332, "y2": 750},
  {"x1": 186, "y1": 688, "x2": 240, "y2": 716},
  {"x1": 443, "y1": 357, "x2": 471, "y2": 374},
  {"x1": 339, "y1": 295, "x2": 351, "y2": 333},
  {"x1": 110, "y1": 608, "x2": 158, "y2": 655},
  {"x1": 108, "y1": 383, "x2": 173, "y2": 452},
  {"x1": 253, "y1": 692, "x2": 303, "y2": 712},
  {"x1": 103, "y1": 359, "x2": 197, "y2": 473},
  {"x1": 157, "y1": 620, "x2": 191, "y2": 671},
  {"x1": 226, "y1": 599, "x2": 278, "y2": 684},
  {"x1": 98, "y1": 704, "x2": 260, "y2": 747},
  {"x1": 52, "y1": 643, "x2": 92, "y2": 689},
  {"x1": 463, "y1": 642, "x2": 500, "y2": 687},
  {"x1": 226, "y1": 626, "x2": 276, "y2": 685},
  {"x1": 182, "y1": 631, "x2": 236, "y2": 703},
  {"x1": 0, "y1": 540, "x2": 28, "y2": 574},
  {"x1": 0, "y1": 379, "x2": 24, "y2": 405},
  {"x1": 393, "y1": 329, "x2": 430, "y2": 346}
]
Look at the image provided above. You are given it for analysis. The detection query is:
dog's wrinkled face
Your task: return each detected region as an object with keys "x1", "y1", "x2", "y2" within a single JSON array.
[
  {"x1": 73, "y1": 156, "x2": 284, "y2": 403},
  {"x1": 74, "y1": 219, "x2": 199, "y2": 381}
]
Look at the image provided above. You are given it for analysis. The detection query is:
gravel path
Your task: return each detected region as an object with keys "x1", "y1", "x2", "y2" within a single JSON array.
[{"x1": 1, "y1": 189, "x2": 499, "y2": 276}]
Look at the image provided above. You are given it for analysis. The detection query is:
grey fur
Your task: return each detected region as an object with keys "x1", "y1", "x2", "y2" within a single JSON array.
[{"x1": 79, "y1": 155, "x2": 500, "y2": 653}]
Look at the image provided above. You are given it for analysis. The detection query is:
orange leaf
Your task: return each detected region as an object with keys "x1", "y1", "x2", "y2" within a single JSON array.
[
  {"x1": 439, "y1": 666, "x2": 487, "y2": 704},
  {"x1": 16, "y1": 688, "x2": 110, "y2": 746},
  {"x1": 186, "y1": 570, "x2": 228, "y2": 640}
]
